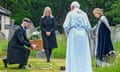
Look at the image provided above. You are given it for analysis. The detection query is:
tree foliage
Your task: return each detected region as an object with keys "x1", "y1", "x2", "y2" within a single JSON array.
[
  {"x1": 0, "y1": 0, "x2": 120, "y2": 33},
  {"x1": 105, "y1": 0, "x2": 120, "y2": 25}
]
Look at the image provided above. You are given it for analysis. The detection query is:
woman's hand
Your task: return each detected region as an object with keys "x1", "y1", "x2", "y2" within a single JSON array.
[{"x1": 46, "y1": 32, "x2": 51, "y2": 36}]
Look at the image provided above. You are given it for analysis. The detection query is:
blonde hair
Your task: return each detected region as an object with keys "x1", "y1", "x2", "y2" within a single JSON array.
[
  {"x1": 42, "y1": 6, "x2": 53, "y2": 18},
  {"x1": 93, "y1": 8, "x2": 103, "y2": 15}
]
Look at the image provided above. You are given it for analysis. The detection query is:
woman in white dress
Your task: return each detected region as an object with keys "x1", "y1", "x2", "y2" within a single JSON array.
[{"x1": 63, "y1": 1, "x2": 92, "y2": 72}]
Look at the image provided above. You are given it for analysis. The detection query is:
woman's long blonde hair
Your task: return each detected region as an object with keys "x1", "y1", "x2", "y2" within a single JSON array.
[{"x1": 42, "y1": 6, "x2": 53, "y2": 18}]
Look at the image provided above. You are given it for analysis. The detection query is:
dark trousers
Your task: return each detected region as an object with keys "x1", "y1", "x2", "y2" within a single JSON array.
[{"x1": 44, "y1": 48, "x2": 52, "y2": 62}]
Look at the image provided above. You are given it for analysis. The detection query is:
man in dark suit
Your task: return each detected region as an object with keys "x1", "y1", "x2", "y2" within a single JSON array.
[{"x1": 2, "y1": 18, "x2": 36, "y2": 69}]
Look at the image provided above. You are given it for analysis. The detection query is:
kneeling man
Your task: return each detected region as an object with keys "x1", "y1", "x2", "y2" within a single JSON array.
[{"x1": 3, "y1": 18, "x2": 36, "y2": 69}]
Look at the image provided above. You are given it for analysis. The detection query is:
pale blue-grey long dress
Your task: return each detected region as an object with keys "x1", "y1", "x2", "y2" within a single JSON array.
[{"x1": 63, "y1": 8, "x2": 92, "y2": 72}]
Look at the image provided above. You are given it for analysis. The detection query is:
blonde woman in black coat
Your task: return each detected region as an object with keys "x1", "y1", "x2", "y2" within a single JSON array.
[{"x1": 40, "y1": 7, "x2": 57, "y2": 63}]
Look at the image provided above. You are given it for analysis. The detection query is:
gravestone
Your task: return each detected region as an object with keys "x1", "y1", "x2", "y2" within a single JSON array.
[
  {"x1": 0, "y1": 31, "x2": 5, "y2": 40},
  {"x1": 36, "y1": 50, "x2": 46, "y2": 58},
  {"x1": 5, "y1": 19, "x2": 17, "y2": 42},
  {"x1": 55, "y1": 30, "x2": 60, "y2": 35},
  {"x1": 88, "y1": 29, "x2": 96, "y2": 57},
  {"x1": 111, "y1": 25, "x2": 120, "y2": 42},
  {"x1": 4, "y1": 19, "x2": 18, "y2": 42}
]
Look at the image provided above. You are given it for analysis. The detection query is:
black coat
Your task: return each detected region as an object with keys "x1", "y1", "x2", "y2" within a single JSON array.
[
  {"x1": 7, "y1": 26, "x2": 31, "y2": 65},
  {"x1": 40, "y1": 16, "x2": 57, "y2": 49},
  {"x1": 96, "y1": 16, "x2": 114, "y2": 61}
]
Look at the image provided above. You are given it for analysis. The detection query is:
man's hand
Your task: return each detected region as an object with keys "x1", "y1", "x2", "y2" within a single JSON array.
[{"x1": 31, "y1": 44, "x2": 37, "y2": 49}]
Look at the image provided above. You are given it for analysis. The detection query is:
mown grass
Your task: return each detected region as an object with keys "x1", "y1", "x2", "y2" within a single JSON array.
[
  {"x1": 92, "y1": 56, "x2": 120, "y2": 72},
  {"x1": 0, "y1": 40, "x2": 8, "y2": 57},
  {"x1": 0, "y1": 57, "x2": 120, "y2": 72},
  {"x1": 113, "y1": 41, "x2": 120, "y2": 53},
  {"x1": 0, "y1": 58, "x2": 65, "y2": 72},
  {"x1": 0, "y1": 35, "x2": 120, "y2": 72}
]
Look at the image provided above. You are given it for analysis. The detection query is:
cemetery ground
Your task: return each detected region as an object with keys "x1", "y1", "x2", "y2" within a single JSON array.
[{"x1": 0, "y1": 35, "x2": 120, "y2": 72}]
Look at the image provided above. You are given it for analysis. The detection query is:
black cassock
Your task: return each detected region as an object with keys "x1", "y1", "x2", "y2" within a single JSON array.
[{"x1": 7, "y1": 26, "x2": 31, "y2": 65}]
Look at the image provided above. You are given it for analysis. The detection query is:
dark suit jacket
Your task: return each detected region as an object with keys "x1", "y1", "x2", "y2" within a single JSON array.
[{"x1": 7, "y1": 25, "x2": 31, "y2": 65}]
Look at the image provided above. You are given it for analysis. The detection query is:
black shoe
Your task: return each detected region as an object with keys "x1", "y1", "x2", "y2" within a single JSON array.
[
  {"x1": 19, "y1": 66, "x2": 25, "y2": 69},
  {"x1": 2, "y1": 59, "x2": 8, "y2": 68},
  {"x1": 60, "y1": 66, "x2": 65, "y2": 70},
  {"x1": 18, "y1": 64, "x2": 25, "y2": 69},
  {"x1": 47, "y1": 59, "x2": 50, "y2": 63}
]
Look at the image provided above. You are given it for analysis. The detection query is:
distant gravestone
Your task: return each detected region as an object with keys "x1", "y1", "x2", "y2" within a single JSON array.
[
  {"x1": 36, "y1": 50, "x2": 46, "y2": 58},
  {"x1": 111, "y1": 25, "x2": 120, "y2": 42},
  {"x1": 88, "y1": 29, "x2": 96, "y2": 57},
  {"x1": 4, "y1": 19, "x2": 18, "y2": 42},
  {"x1": 55, "y1": 30, "x2": 60, "y2": 35},
  {"x1": 0, "y1": 31, "x2": 5, "y2": 40},
  {"x1": 6, "y1": 19, "x2": 16, "y2": 42}
]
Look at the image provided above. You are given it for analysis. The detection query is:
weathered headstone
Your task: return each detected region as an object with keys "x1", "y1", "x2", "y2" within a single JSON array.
[
  {"x1": 36, "y1": 50, "x2": 46, "y2": 58},
  {"x1": 0, "y1": 31, "x2": 5, "y2": 40},
  {"x1": 111, "y1": 25, "x2": 120, "y2": 42},
  {"x1": 6, "y1": 19, "x2": 16, "y2": 42},
  {"x1": 88, "y1": 29, "x2": 96, "y2": 57},
  {"x1": 55, "y1": 30, "x2": 60, "y2": 35}
]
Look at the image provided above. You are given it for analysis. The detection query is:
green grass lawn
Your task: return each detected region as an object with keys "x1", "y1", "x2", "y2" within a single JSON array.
[
  {"x1": 0, "y1": 58, "x2": 65, "y2": 72},
  {"x1": 0, "y1": 35, "x2": 120, "y2": 72},
  {"x1": 0, "y1": 57, "x2": 120, "y2": 72},
  {"x1": 0, "y1": 40, "x2": 7, "y2": 57}
]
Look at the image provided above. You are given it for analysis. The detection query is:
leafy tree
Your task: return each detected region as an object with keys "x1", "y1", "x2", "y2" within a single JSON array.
[
  {"x1": 0, "y1": 0, "x2": 120, "y2": 33},
  {"x1": 105, "y1": 0, "x2": 120, "y2": 25}
]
